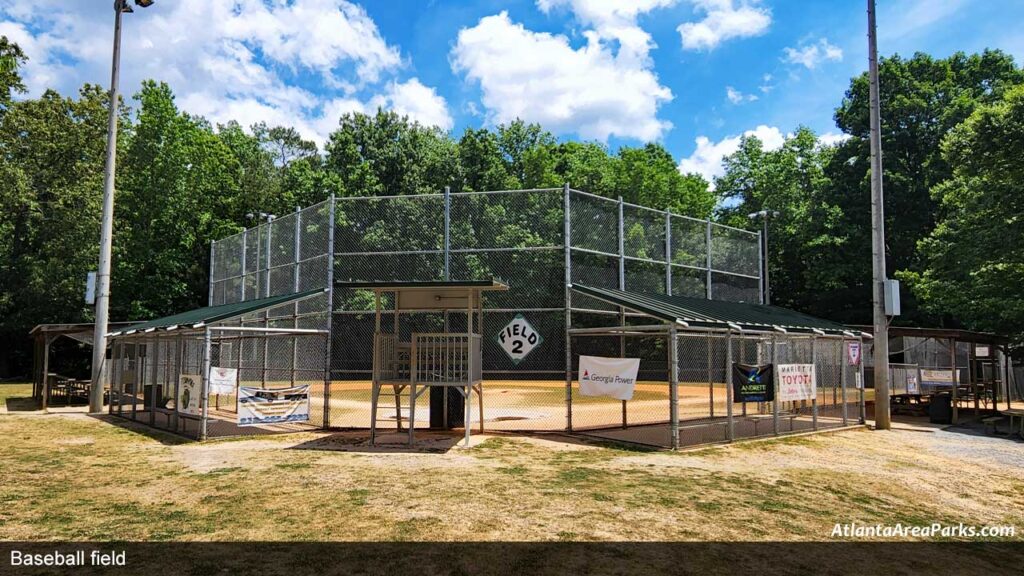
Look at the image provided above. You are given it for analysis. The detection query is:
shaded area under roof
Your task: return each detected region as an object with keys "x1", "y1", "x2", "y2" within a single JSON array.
[
  {"x1": 334, "y1": 279, "x2": 509, "y2": 291},
  {"x1": 108, "y1": 289, "x2": 326, "y2": 337},
  {"x1": 571, "y1": 284, "x2": 853, "y2": 335}
]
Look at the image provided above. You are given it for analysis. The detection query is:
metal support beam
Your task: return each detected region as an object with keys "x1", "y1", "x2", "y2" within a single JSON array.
[
  {"x1": 618, "y1": 196, "x2": 627, "y2": 429},
  {"x1": 725, "y1": 331, "x2": 734, "y2": 441},
  {"x1": 200, "y1": 328, "x2": 212, "y2": 441},
  {"x1": 324, "y1": 195, "x2": 336, "y2": 428},
  {"x1": 705, "y1": 220, "x2": 713, "y2": 300},
  {"x1": 665, "y1": 210, "x2": 672, "y2": 296},
  {"x1": 668, "y1": 325, "x2": 679, "y2": 450},
  {"x1": 564, "y1": 183, "x2": 573, "y2": 432},
  {"x1": 444, "y1": 185, "x2": 451, "y2": 281}
]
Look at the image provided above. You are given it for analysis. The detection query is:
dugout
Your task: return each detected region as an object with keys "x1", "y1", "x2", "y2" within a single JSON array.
[
  {"x1": 337, "y1": 279, "x2": 509, "y2": 446},
  {"x1": 105, "y1": 289, "x2": 330, "y2": 440},
  {"x1": 566, "y1": 284, "x2": 866, "y2": 449}
]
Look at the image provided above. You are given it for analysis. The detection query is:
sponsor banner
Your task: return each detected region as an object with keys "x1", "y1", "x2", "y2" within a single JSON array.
[
  {"x1": 921, "y1": 369, "x2": 955, "y2": 385},
  {"x1": 732, "y1": 364, "x2": 774, "y2": 403},
  {"x1": 578, "y1": 356, "x2": 640, "y2": 401},
  {"x1": 209, "y1": 367, "x2": 237, "y2": 396},
  {"x1": 777, "y1": 364, "x2": 816, "y2": 402},
  {"x1": 238, "y1": 385, "x2": 310, "y2": 426},
  {"x1": 907, "y1": 374, "x2": 919, "y2": 394},
  {"x1": 496, "y1": 314, "x2": 543, "y2": 364},
  {"x1": 177, "y1": 374, "x2": 202, "y2": 416},
  {"x1": 846, "y1": 342, "x2": 862, "y2": 366}
]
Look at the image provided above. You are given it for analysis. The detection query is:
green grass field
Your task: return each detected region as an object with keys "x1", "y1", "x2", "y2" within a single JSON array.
[{"x1": 0, "y1": 383, "x2": 1021, "y2": 543}]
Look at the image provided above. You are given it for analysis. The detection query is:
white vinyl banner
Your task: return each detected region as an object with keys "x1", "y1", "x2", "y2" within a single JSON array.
[
  {"x1": 209, "y1": 367, "x2": 237, "y2": 396},
  {"x1": 777, "y1": 364, "x2": 817, "y2": 402},
  {"x1": 177, "y1": 374, "x2": 202, "y2": 416},
  {"x1": 238, "y1": 385, "x2": 310, "y2": 426},
  {"x1": 578, "y1": 356, "x2": 641, "y2": 401}
]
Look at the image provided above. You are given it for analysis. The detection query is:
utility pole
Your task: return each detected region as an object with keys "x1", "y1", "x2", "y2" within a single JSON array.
[
  {"x1": 868, "y1": 0, "x2": 891, "y2": 430},
  {"x1": 89, "y1": 0, "x2": 156, "y2": 413}
]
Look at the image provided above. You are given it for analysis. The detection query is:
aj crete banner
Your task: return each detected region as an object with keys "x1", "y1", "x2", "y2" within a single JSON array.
[
  {"x1": 777, "y1": 363, "x2": 817, "y2": 402},
  {"x1": 732, "y1": 364, "x2": 774, "y2": 402},
  {"x1": 578, "y1": 356, "x2": 641, "y2": 401},
  {"x1": 238, "y1": 385, "x2": 310, "y2": 426}
]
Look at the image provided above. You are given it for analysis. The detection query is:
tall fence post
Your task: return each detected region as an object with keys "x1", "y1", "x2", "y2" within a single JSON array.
[
  {"x1": 325, "y1": 195, "x2": 336, "y2": 429},
  {"x1": 443, "y1": 185, "x2": 451, "y2": 281},
  {"x1": 292, "y1": 206, "x2": 301, "y2": 386},
  {"x1": 618, "y1": 196, "x2": 627, "y2": 428},
  {"x1": 705, "y1": 220, "x2": 713, "y2": 300},
  {"x1": 757, "y1": 229, "x2": 764, "y2": 304},
  {"x1": 669, "y1": 325, "x2": 679, "y2": 450},
  {"x1": 240, "y1": 229, "x2": 248, "y2": 302},
  {"x1": 859, "y1": 337, "x2": 866, "y2": 423},
  {"x1": 563, "y1": 183, "x2": 573, "y2": 432},
  {"x1": 208, "y1": 240, "x2": 216, "y2": 306},
  {"x1": 665, "y1": 210, "x2": 672, "y2": 296},
  {"x1": 841, "y1": 338, "x2": 849, "y2": 425},
  {"x1": 725, "y1": 331, "x2": 734, "y2": 441},
  {"x1": 200, "y1": 328, "x2": 212, "y2": 441},
  {"x1": 772, "y1": 333, "x2": 780, "y2": 435},
  {"x1": 811, "y1": 335, "x2": 819, "y2": 431}
]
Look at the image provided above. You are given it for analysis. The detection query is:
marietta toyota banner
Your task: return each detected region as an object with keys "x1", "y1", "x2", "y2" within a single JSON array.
[
  {"x1": 777, "y1": 363, "x2": 817, "y2": 402},
  {"x1": 238, "y1": 385, "x2": 310, "y2": 426},
  {"x1": 578, "y1": 356, "x2": 640, "y2": 401}
]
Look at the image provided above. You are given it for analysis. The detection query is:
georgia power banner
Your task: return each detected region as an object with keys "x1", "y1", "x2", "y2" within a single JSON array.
[
  {"x1": 578, "y1": 356, "x2": 640, "y2": 401},
  {"x1": 238, "y1": 385, "x2": 310, "y2": 426},
  {"x1": 777, "y1": 363, "x2": 816, "y2": 402}
]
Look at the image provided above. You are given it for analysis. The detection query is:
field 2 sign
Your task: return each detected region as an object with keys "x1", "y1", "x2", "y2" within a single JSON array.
[{"x1": 497, "y1": 314, "x2": 543, "y2": 364}]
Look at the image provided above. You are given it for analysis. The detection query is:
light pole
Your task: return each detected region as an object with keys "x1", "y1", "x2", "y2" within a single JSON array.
[
  {"x1": 748, "y1": 209, "x2": 778, "y2": 305},
  {"x1": 867, "y1": 0, "x2": 891, "y2": 430},
  {"x1": 89, "y1": 0, "x2": 156, "y2": 413}
]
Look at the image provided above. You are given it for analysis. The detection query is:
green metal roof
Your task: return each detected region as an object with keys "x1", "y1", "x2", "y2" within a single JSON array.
[
  {"x1": 334, "y1": 279, "x2": 509, "y2": 290},
  {"x1": 108, "y1": 289, "x2": 326, "y2": 337},
  {"x1": 571, "y1": 284, "x2": 852, "y2": 334}
]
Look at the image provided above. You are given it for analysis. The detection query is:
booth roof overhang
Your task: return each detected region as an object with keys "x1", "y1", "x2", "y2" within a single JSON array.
[
  {"x1": 570, "y1": 284, "x2": 859, "y2": 337},
  {"x1": 335, "y1": 279, "x2": 509, "y2": 312},
  {"x1": 107, "y1": 288, "x2": 327, "y2": 338}
]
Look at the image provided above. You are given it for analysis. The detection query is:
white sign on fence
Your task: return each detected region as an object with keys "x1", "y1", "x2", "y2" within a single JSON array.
[
  {"x1": 578, "y1": 356, "x2": 640, "y2": 401},
  {"x1": 777, "y1": 364, "x2": 816, "y2": 402},
  {"x1": 177, "y1": 374, "x2": 202, "y2": 416},
  {"x1": 846, "y1": 342, "x2": 862, "y2": 366},
  {"x1": 209, "y1": 367, "x2": 237, "y2": 396},
  {"x1": 921, "y1": 369, "x2": 955, "y2": 384},
  {"x1": 496, "y1": 314, "x2": 543, "y2": 364},
  {"x1": 238, "y1": 385, "x2": 310, "y2": 426}
]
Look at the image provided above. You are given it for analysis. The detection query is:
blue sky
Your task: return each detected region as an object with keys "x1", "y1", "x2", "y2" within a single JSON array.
[{"x1": 2, "y1": 0, "x2": 1022, "y2": 183}]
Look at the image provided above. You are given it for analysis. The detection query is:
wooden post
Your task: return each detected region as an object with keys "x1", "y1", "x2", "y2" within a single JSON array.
[{"x1": 41, "y1": 335, "x2": 52, "y2": 412}]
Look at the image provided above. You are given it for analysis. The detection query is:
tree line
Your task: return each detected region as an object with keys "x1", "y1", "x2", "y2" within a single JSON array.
[{"x1": 1, "y1": 35, "x2": 1022, "y2": 377}]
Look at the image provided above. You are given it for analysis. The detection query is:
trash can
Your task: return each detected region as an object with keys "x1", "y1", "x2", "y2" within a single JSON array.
[
  {"x1": 430, "y1": 387, "x2": 464, "y2": 429},
  {"x1": 929, "y1": 392, "x2": 951, "y2": 424}
]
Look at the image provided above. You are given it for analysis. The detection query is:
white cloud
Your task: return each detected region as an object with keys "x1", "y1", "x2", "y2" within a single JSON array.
[
  {"x1": 725, "y1": 86, "x2": 757, "y2": 104},
  {"x1": 817, "y1": 131, "x2": 851, "y2": 147},
  {"x1": 0, "y1": 0, "x2": 450, "y2": 145},
  {"x1": 782, "y1": 38, "x2": 843, "y2": 69},
  {"x1": 451, "y1": 11, "x2": 672, "y2": 142},
  {"x1": 677, "y1": 0, "x2": 771, "y2": 51},
  {"x1": 678, "y1": 125, "x2": 786, "y2": 185},
  {"x1": 537, "y1": 0, "x2": 677, "y2": 63}
]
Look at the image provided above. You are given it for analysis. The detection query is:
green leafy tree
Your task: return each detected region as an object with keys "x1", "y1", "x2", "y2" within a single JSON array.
[
  {"x1": 831, "y1": 50, "x2": 1024, "y2": 323},
  {"x1": 902, "y1": 85, "x2": 1024, "y2": 347}
]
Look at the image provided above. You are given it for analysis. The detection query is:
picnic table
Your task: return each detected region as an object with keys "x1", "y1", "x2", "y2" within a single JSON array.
[
  {"x1": 891, "y1": 393, "x2": 930, "y2": 417},
  {"x1": 1003, "y1": 408, "x2": 1024, "y2": 439}
]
